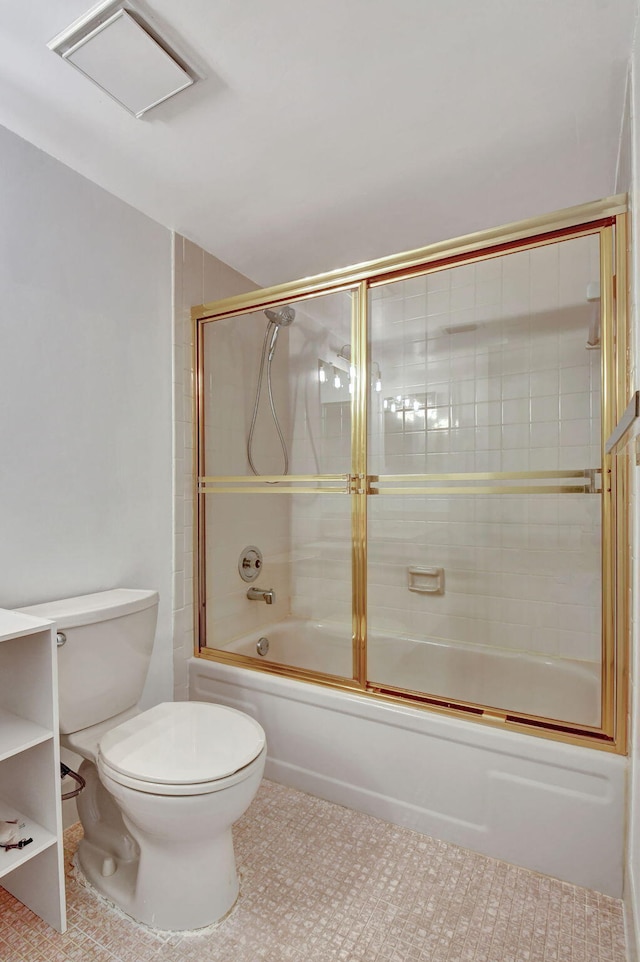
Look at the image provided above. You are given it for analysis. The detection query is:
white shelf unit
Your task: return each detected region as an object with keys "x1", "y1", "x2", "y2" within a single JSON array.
[{"x1": 0, "y1": 609, "x2": 65, "y2": 932}]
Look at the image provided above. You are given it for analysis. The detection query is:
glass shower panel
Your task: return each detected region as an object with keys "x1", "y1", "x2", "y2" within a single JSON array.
[
  {"x1": 201, "y1": 289, "x2": 354, "y2": 478},
  {"x1": 367, "y1": 234, "x2": 602, "y2": 726},
  {"x1": 203, "y1": 492, "x2": 353, "y2": 678},
  {"x1": 199, "y1": 288, "x2": 356, "y2": 676},
  {"x1": 367, "y1": 493, "x2": 601, "y2": 725}
]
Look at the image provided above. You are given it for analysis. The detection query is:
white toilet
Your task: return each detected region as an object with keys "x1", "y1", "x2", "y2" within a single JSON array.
[{"x1": 19, "y1": 588, "x2": 266, "y2": 931}]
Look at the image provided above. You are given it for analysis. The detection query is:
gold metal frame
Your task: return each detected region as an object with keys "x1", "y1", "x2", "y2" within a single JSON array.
[
  {"x1": 192, "y1": 194, "x2": 630, "y2": 754},
  {"x1": 193, "y1": 196, "x2": 625, "y2": 321},
  {"x1": 600, "y1": 226, "x2": 616, "y2": 739},
  {"x1": 612, "y1": 212, "x2": 631, "y2": 752}
]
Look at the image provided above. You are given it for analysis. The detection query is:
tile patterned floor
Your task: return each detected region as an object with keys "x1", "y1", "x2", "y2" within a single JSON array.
[{"x1": 0, "y1": 779, "x2": 628, "y2": 962}]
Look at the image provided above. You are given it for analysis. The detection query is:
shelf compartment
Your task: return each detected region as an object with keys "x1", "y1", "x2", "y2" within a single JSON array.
[
  {"x1": 0, "y1": 708, "x2": 52, "y2": 762},
  {"x1": 0, "y1": 799, "x2": 56, "y2": 880}
]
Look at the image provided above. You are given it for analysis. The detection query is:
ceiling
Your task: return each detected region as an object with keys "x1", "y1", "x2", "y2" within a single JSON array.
[{"x1": 0, "y1": 0, "x2": 636, "y2": 288}]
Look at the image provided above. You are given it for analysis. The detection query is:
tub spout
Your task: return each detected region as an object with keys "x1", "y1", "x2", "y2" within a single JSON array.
[{"x1": 247, "y1": 587, "x2": 275, "y2": 605}]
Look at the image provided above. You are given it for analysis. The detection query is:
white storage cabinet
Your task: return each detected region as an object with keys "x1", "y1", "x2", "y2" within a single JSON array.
[{"x1": 0, "y1": 609, "x2": 65, "y2": 932}]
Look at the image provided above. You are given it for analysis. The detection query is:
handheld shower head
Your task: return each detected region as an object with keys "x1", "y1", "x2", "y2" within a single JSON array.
[
  {"x1": 264, "y1": 305, "x2": 295, "y2": 359},
  {"x1": 264, "y1": 305, "x2": 295, "y2": 327}
]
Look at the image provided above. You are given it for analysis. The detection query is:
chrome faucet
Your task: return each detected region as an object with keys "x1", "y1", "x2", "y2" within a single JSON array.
[{"x1": 246, "y1": 586, "x2": 275, "y2": 605}]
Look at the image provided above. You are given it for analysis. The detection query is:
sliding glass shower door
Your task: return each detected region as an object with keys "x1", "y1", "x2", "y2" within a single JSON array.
[
  {"x1": 194, "y1": 196, "x2": 628, "y2": 750},
  {"x1": 366, "y1": 234, "x2": 603, "y2": 728},
  {"x1": 197, "y1": 288, "x2": 358, "y2": 682}
]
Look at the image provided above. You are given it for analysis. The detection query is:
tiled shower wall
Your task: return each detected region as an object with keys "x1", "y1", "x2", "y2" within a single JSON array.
[{"x1": 287, "y1": 235, "x2": 603, "y2": 664}]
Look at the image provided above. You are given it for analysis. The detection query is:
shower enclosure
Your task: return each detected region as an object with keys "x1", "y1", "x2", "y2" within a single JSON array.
[{"x1": 193, "y1": 196, "x2": 630, "y2": 751}]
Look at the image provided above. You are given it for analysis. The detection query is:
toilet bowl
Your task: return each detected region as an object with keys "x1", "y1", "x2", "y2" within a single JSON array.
[
  {"x1": 18, "y1": 589, "x2": 267, "y2": 931},
  {"x1": 83, "y1": 701, "x2": 266, "y2": 930}
]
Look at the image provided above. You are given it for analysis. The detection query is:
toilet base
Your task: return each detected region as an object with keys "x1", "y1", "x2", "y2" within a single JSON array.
[
  {"x1": 76, "y1": 838, "x2": 139, "y2": 919},
  {"x1": 76, "y1": 832, "x2": 239, "y2": 931}
]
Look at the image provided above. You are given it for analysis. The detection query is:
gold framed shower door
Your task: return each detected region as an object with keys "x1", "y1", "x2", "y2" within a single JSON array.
[{"x1": 192, "y1": 194, "x2": 630, "y2": 754}]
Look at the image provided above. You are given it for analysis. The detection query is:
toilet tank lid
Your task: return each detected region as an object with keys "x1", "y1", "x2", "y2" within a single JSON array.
[{"x1": 17, "y1": 589, "x2": 159, "y2": 629}]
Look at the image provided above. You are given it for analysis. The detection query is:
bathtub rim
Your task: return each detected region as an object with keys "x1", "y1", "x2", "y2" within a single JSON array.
[
  {"x1": 221, "y1": 617, "x2": 602, "y2": 674},
  {"x1": 196, "y1": 643, "x2": 622, "y2": 754},
  {"x1": 221, "y1": 617, "x2": 600, "y2": 728}
]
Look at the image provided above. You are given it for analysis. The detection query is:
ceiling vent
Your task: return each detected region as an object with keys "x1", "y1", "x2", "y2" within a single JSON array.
[{"x1": 48, "y1": 1, "x2": 194, "y2": 119}]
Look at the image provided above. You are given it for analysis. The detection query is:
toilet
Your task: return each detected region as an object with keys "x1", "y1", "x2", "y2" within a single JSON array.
[{"x1": 19, "y1": 589, "x2": 266, "y2": 931}]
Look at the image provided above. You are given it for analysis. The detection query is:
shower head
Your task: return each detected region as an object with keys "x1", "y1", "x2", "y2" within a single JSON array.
[
  {"x1": 264, "y1": 306, "x2": 295, "y2": 327},
  {"x1": 264, "y1": 305, "x2": 295, "y2": 360}
]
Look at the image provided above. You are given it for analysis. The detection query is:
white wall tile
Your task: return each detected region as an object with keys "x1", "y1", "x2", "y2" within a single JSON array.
[
  {"x1": 531, "y1": 370, "x2": 560, "y2": 396},
  {"x1": 502, "y1": 373, "x2": 531, "y2": 399}
]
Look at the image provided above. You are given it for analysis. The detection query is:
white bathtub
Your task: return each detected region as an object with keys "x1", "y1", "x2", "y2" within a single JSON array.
[
  {"x1": 222, "y1": 619, "x2": 601, "y2": 727},
  {"x1": 190, "y1": 624, "x2": 625, "y2": 897}
]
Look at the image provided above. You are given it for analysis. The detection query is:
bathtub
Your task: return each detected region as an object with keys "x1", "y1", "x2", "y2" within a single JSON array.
[
  {"x1": 189, "y1": 622, "x2": 625, "y2": 897},
  {"x1": 222, "y1": 619, "x2": 601, "y2": 727}
]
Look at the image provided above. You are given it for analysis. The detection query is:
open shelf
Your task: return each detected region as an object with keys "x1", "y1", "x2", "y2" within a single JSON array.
[
  {"x1": 0, "y1": 798, "x2": 57, "y2": 880},
  {"x1": 0, "y1": 708, "x2": 52, "y2": 762}
]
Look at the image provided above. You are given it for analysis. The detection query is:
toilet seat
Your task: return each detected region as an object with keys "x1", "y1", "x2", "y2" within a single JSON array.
[
  {"x1": 98, "y1": 745, "x2": 266, "y2": 796},
  {"x1": 97, "y1": 702, "x2": 266, "y2": 796}
]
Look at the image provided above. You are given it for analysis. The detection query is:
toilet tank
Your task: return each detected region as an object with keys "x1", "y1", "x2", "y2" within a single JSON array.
[{"x1": 18, "y1": 589, "x2": 159, "y2": 734}]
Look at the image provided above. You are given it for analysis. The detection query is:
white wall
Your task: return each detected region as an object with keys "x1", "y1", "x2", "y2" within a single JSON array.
[{"x1": 0, "y1": 123, "x2": 174, "y2": 707}]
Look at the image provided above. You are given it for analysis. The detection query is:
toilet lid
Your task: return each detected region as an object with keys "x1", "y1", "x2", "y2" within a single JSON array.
[{"x1": 98, "y1": 702, "x2": 265, "y2": 785}]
